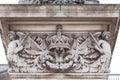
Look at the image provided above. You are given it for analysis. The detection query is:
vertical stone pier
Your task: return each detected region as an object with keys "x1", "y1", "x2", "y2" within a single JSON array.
[{"x1": 0, "y1": 4, "x2": 120, "y2": 80}]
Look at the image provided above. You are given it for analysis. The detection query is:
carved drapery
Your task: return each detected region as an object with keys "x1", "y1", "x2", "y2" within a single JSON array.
[{"x1": 7, "y1": 25, "x2": 111, "y2": 73}]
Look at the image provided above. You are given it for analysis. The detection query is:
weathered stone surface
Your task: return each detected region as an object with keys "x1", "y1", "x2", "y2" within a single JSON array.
[
  {"x1": 0, "y1": 4, "x2": 119, "y2": 80},
  {"x1": 7, "y1": 27, "x2": 111, "y2": 73},
  {"x1": 0, "y1": 5, "x2": 120, "y2": 18},
  {"x1": 9, "y1": 73, "x2": 109, "y2": 80},
  {"x1": 0, "y1": 64, "x2": 10, "y2": 80},
  {"x1": 19, "y1": 0, "x2": 99, "y2": 4}
]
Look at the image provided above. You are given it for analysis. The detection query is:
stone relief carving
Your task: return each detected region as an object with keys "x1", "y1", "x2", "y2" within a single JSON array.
[
  {"x1": 7, "y1": 25, "x2": 111, "y2": 73},
  {"x1": 19, "y1": 0, "x2": 99, "y2": 4}
]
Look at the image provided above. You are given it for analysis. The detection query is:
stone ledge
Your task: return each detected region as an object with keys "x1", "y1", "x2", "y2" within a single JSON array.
[
  {"x1": 9, "y1": 73, "x2": 109, "y2": 79},
  {"x1": 0, "y1": 5, "x2": 119, "y2": 18}
]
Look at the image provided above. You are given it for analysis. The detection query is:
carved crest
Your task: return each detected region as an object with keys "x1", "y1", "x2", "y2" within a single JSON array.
[{"x1": 7, "y1": 25, "x2": 111, "y2": 73}]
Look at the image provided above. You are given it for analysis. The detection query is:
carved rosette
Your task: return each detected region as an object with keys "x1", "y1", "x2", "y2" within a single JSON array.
[{"x1": 7, "y1": 25, "x2": 111, "y2": 73}]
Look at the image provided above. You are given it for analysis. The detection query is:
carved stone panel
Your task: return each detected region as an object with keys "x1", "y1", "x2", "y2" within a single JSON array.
[
  {"x1": 7, "y1": 24, "x2": 111, "y2": 73},
  {"x1": 19, "y1": 0, "x2": 99, "y2": 4}
]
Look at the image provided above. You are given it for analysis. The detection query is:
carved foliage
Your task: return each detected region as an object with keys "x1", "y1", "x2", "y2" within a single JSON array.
[{"x1": 7, "y1": 25, "x2": 111, "y2": 73}]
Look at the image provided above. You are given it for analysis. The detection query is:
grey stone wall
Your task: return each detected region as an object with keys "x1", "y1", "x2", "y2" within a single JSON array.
[{"x1": 0, "y1": 64, "x2": 9, "y2": 80}]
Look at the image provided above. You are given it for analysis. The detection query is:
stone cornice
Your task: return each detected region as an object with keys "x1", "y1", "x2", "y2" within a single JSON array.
[{"x1": 0, "y1": 4, "x2": 120, "y2": 18}]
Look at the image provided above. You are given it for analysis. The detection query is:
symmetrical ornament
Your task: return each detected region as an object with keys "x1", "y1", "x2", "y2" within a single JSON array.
[{"x1": 7, "y1": 25, "x2": 111, "y2": 73}]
